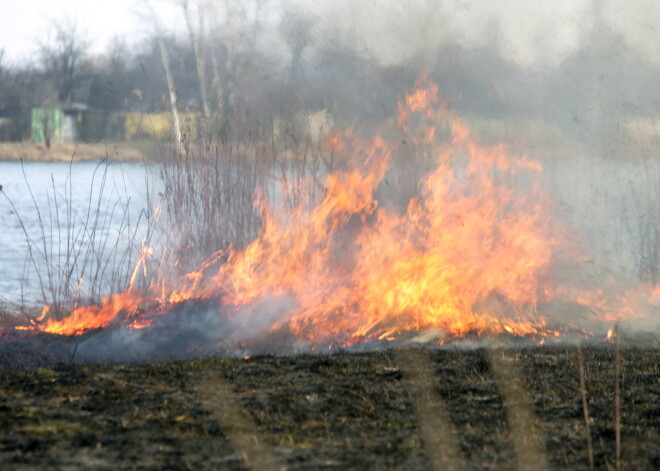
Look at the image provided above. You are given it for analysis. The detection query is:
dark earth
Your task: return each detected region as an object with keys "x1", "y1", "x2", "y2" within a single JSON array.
[{"x1": 0, "y1": 331, "x2": 658, "y2": 470}]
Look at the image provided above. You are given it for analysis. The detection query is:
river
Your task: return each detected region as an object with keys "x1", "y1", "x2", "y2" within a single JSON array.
[{"x1": 1, "y1": 153, "x2": 659, "y2": 316}]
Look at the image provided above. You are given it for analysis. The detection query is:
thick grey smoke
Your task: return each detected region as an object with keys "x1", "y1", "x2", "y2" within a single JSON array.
[{"x1": 290, "y1": 0, "x2": 660, "y2": 68}]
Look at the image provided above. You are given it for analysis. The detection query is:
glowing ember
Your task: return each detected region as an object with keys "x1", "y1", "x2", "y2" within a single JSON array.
[{"x1": 22, "y1": 79, "x2": 658, "y2": 345}]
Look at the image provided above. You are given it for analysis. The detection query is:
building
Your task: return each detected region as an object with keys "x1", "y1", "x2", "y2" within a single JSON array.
[{"x1": 31, "y1": 104, "x2": 90, "y2": 145}]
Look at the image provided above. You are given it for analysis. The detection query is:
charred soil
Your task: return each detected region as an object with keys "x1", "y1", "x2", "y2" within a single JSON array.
[{"x1": 0, "y1": 346, "x2": 658, "y2": 470}]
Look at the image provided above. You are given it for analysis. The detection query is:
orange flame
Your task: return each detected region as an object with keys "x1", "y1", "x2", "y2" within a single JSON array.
[
  {"x1": 205, "y1": 84, "x2": 558, "y2": 344},
  {"x1": 39, "y1": 291, "x2": 148, "y2": 335},
  {"x1": 24, "y1": 79, "x2": 658, "y2": 345}
]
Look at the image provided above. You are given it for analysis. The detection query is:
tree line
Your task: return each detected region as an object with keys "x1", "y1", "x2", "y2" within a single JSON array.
[{"x1": 0, "y1": 0, "x2": 658, "y2": 148}]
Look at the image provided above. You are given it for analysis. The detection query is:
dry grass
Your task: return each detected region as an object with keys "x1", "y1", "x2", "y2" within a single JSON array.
[
  {"x1": 196, "y1": 374, "x2": 279, "y2": 470},
  {"x1": 396, "y1": 349, "x2": 464, "y2": 471},
  {"x1": 577, "y1": 341, "x2": 595, "y2": 469},
  {"x1": 2, "y1": 111, "x2": 331, "y2": 320},
  {"x1": 0, "y1": 141, "x2": 150, "y2": 162},
  {"x1": 486, "y1": 347, "x2": 549, "y2": 471}
]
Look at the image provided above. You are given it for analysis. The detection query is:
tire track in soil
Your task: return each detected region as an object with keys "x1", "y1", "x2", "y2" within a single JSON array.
[
  {"x1": 486, "y1": 347, "x2": 549, "y2": 471},
  {"x1": 396, "y1": 348, "x2": 466, "y2": 471},
  {"x1": 196, "y1": 374, "x2": 283, "y2": 471}
]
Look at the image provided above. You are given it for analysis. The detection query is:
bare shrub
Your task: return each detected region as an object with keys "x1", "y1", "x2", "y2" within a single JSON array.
[
  {"x1": 2, "y1": 158, "x2": 158, "y2": 318},
  {"x1": 159, "y1": 111, "x2": 329, "y2": 274}
]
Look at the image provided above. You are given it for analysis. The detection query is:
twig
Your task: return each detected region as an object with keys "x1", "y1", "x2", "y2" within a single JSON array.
[
  {"x1": 614, "y1": 326, "x2": 621, "y2": 471},
  {"x1": 68, "y1": 342, "x2": 79, "y2": 362},
  {"x1": 577, "y1": 342, "x2": 594, "y2": 469}
]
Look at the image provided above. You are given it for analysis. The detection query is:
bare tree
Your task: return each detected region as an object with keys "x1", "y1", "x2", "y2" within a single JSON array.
[
  {"x1": 206, "y1": 0, "x2": 269, "y2": 130},
  {"x1": 157, "y1": 38, "x2": 183, "y2": 153},
  {"x1": 182, "y1": 0, "x2": 211, "y2": 122},
  {"x1": 38, "y1": 19, "x2": 90, "y2": 104},
  {"x1": 279, "y1": 8, "x2": 315, "y2": 86},
  {"x1": 139, "y1": 0, "x2": 183, "y2": 153}
]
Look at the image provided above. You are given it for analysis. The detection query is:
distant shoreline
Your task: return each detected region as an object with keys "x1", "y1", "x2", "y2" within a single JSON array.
[{"x1": 0, "y1": 141, "x2": 160, "y2": 163}]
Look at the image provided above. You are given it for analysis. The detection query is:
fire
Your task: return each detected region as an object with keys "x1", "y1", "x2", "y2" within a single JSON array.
[
  {"x1": 20, "y1": 78, "x2": 657, "y2": 345},
  {"x1": 38, "y1": 291, "x2": 148, "y2": 335},
  {"x1": 606, "y1": 327, "x2": 615, "y2": 341},
  {"x1": 198, "y1": 80, "x2": 558, "y2": 344}
]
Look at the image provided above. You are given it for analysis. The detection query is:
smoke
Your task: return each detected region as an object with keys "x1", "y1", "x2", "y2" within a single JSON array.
[
  {"x1": 66, "y1": 294, "x2": 304, "y2": 362},
  {"x1": 4, "y1": 1, "x2": 660, "y2": 362},
  {"x1": 272, "y1": 0, "x2": 658, "y2": 147},
  {"x1": 278, "y1": 0, "x2": 659, "y2": 281},
  {"x1": 293, "y1": 0, "x2": 659, "y2": 68}
]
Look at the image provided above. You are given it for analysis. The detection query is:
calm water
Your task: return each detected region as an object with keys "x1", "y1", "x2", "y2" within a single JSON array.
[
  {"x1": 1, "y1": 154, "x2": 658, "y2": 318},
  {"x1": 0, "y1": 158, "x2": 307, "y2": 310},
  {"x1": 0, "y1": 161, "x2": 158, "y2": 307}
]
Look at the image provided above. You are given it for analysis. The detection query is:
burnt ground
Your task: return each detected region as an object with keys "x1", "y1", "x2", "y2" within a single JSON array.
[{"x1": 0, "y1": 346, "x2": 658, "y2": 470}]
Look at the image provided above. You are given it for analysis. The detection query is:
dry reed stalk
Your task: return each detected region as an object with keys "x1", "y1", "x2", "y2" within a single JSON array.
[
  {"x1": 160, "y1": 119, "x2": 326, "y2": 274},
  {"x1": 577, "y1": 342, "x2": 594, "y2": 469},
  {"x1": 614, "y1": 327, "x2": 621, "y2": 471}
]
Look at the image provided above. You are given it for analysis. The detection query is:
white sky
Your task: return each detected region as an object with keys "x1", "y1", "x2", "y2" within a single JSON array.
[
  {"x1": 0, "y1": 0, "x2": 182, "y2": 65},
  {"x1": 1, "y1": 0, "x2": 659, "y2": 68}
]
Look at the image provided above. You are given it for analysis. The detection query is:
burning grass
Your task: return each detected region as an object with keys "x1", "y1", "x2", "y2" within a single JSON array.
[
  {"x1": 13, "y1": 79, "x2": 660, "y2": 347},
  {"x1": 0, "y1": 346, "x2": 658, "y2": 470},
  {"x1": 1, "y1": 78, "x2": 657, "y2": 353},
  {"x1": 2, "y1": 76, "x2": 660, "y2": 469}
]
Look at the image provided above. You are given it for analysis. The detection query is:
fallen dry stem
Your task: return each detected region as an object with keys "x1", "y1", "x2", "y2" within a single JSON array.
[
  {"x1": 577, "y1": 342, "x2": 595, "y2": 469},
  {"x1": 614, "y1": 328, "x2": 622, "y2": 471}
]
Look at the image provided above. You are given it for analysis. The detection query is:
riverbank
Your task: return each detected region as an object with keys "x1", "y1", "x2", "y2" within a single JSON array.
[{"x1": 0, "y1": 141, "x2": 160, "y2": 162}]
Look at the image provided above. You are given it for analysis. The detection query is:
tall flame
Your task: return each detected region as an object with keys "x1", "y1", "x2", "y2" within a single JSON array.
[
  {"x1": 28, "y1": 79, "x2": 657, "y2": 344},
  {"x1": 209, "y1": 83, "x2": 557, "y2": 344}
]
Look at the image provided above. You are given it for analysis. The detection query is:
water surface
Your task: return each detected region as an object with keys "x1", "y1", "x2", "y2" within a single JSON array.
[{"x1": 0, "y1": 161, "x2": 157, "y2": 307}]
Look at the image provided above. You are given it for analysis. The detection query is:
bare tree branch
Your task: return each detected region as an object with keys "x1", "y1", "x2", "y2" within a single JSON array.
[
  {"x1": 37, "y1": 19, "x2": 90, "y2": 104},
  {"x1": 139, "y1": 0, "x2": 183, "y2": 153}
]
